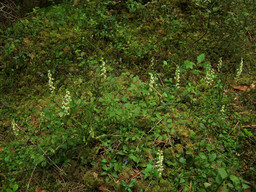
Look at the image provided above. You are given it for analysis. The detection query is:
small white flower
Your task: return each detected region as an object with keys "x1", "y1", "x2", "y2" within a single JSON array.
[
  {"x1": 220, "y1": 105, "x2": 226, "y2": 120},
  {"x1": 174, "y1": 66, "x2": 180, "y2": 88},
  {"x1": 150, "y1": 57, "x2": 155, "y2": 69},
  {"x1": 12, "y1": 120, "x2": 19, "y2": 136},
  {"x1": 235, "y1": 58, "x2": 243, "y2": 81},
  {"x1": 217, "y1": 57, "x2": 223, "y2": 72},
  {"x1": 62, "y1": 90, "x2": 72, "y2": 116},
  {"x1": 149, "y1": 72, "x2": 156, "y2": 92},
  {"x1": 220, "y1": 105, "x2": 225, "y2": 114},
  {"x1": 100, "y1": 58, "x2": 107, "y2": 80},
  {"x1": 156, "y1": 150, "x2": 164, "y2": 177},
  {"x1": 48, "y1": 70, "x2": 55, "y2": 94}
]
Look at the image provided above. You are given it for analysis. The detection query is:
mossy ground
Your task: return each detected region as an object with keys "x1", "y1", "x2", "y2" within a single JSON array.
[{"x1": 0, "y1": 0, "x2": 255, "y2": 191}]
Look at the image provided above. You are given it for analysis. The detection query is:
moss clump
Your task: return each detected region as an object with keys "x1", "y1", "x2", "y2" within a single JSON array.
[
  {"x1": 118, "y1": 166, "x2": 135, "y2": 181},
  {"x1": 133, "y1": 179, "x2": 149, "y2": 192},
  {"x1": 84, "y1": 170, "x2": 104, "y2": 190}
]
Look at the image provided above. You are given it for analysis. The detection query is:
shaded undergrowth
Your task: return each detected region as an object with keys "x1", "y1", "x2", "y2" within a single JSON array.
[{"x1": 0, "y1": 0, "x2": 255, "y2": 191}]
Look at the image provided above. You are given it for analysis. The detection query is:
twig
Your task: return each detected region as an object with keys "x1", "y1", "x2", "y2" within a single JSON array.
[
  {"x1": 26, "y1": 164, "x2": 37, "y2": 192},
  {"x1": 145, "y1": 180, "x2": 152, "y2": 192},
  {"x1": 242, "y1": 125, "x2": 256, "y2": 128},
  {"x1": 229, "y1": 121, "x2": 239, "y2": 135},
  {"x1": 157, "y1": 74, "x2": 165, "y2": 88},
  {"x1": 189, "y1": 181, "x2": 192, "y2": 192},
  {"x1": 142, "y1": 81, "x2": 163, "y2": 97},
  {"x1": 149, "y1": 84, "x2": 163, "y2": 97},
  {"x1": 127, "y1": 171, "x2": 141, "y2": 184},
  {"x1": 114, "y1": 140, "x2": 122, "y2": 153},
  {"x1": 148, "y1": 118, "x2": 163, "y2": 133},
  {"x1": 0, "y1": 173, "x2": 6, "y2": 180}
]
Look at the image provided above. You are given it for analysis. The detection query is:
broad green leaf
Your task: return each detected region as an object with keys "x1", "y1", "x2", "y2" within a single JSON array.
[
  {"x1": 199, "y1": 152, "x2": 207, "y2": 160},
  {"x1": 218, "y1": 168, "x2": 228, "y2": 179},
  {"x1": 204, "y1": 182, "x2": 211, "y2": 188},
  {"x1": 13, "y1": 184, "x2": 19, "y2": 191},
  {"x1": 129, "y1": 154, "x2": 140, "y2": 163},
  {"x1": 129, "y1": 178, "x2": 136, "y2": 187},
  {"x1": 111, "y1": 172, "x2": 118, "y2": 178},
  {"x1": 114, "y1": 163, "x2": 121, "y2": 172},
  {"x1": 215, "y1": 174, "x2": 222, "y2": 184},
  {"x1": 184, "y1": 60, "x2": 195, "y2": 69},
  {"x1": 118, "y1": 151, "x2": 125, "y2": 155},
  {"x1": 197, "y1": 54, "x2": 205, "y2": 63},
  {"x1": 242, "y1": 184, "x2": 250, "y2": 189},
  {"x1": 133, "y1": 76, "x2": 139, "y2": 82},
  {"x1": 146, "y1": 163, "x2": 154, "y2": 170},
  {"x1": 101, "y1": 159, "x2": 108, "y2": 163},
  {"x1": 230, "y1": 175, "x2": 240, "y2": 185},
  {"x1": 209, "y1": 153, "x2": 217, "y2": 162}
]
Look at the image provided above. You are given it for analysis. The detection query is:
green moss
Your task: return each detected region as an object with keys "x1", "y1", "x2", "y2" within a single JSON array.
[
  {"x1": 119, "y1": 166, "x2": 135, "y2": 181},
  {"x1": 84, "y1": 170, "x2": 104, "y2": 190}
]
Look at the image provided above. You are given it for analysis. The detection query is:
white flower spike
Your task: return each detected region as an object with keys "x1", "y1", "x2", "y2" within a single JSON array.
[{"x1": 48, "y1": 70, "x2": 55, "y2": 94}]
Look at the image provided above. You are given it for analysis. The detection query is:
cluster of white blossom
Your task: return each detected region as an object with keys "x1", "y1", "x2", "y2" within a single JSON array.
[
  {"x1": 150, "y1": 57, "x2": 155, "y2": 69},
  {"x1": 174, "y1": 66, "x2": 180, "y2": 88},
  {"x1": 12, "y1": 120, "x2": 19, "y2": 136},
  {"x1": 62, "y1": 90, "x2": 72, "y2": 116},
  {"x1": 156, "y1": 150, "x2": 164, "y2": 177},
  {"x1": 100, "y1": 58, "x2": 107, "y2": 79},
  {"x1": 48, "y1": 70, "x2": 55, "y2": 94},
  {"x1": 220, "y1": 105, "x2": 225, "y2": 120},
  {"x1": 217, "y1": 57, "x2": 223, "y2": 72},
  {"x1": 149, "y1": 73, "x2": 156, "y2": 92},
  {"x1": 235, "y1": 58, "x2": 243, "y2": 81},
  {"x1": 204, "y1": 67, "x2": 215, "y2": 85},
  {"x1": 220, "y1": 105, "x2": 225, "y2": 114}
]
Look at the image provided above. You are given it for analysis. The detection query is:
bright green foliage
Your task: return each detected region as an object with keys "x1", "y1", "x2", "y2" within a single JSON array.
[{"x1": 0, "y1": 0, "x2": 255, "y2": 191}]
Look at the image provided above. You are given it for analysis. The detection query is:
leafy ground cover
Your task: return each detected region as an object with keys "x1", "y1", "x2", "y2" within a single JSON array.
[{"x1": 0, "y1": 0, "x2": 255, "y2": 191}]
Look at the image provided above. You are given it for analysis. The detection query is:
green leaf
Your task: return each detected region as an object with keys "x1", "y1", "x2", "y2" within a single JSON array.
[
  {"x1": 218, "y1": 168, "x2": 228, "y2": 179},
  {"x1": 244, "y1": 128, "x2": 253, "y2": 136},
  {"x1": 13, "y1": 184, "x2": 19, "y2": 191},
  {"x1": 202, "y1": 61, "x2": 211, "y2": 68},
  {"x1": 204, "y1": 182, "x2": 211, "y2": 188},
  {"x1": 114, "y1": 163, "x2": 121, "y2": 172},
  {"x1": 199, "y1": 152, "x2": 207, "y2": 160},
  {"x1": 230, "y1": 175, "x2": 240, "y2": 185},
  {"x1": 129, "y1": 154, "x2": 140, "y2": 163},
  {"x1": 209, "y1": 153, "x2": 217, "y2": 162},
  {"x1": 121, "y1": 180, "x2": 127, "y2": 187},
  {"x1": 101, "y1": 159, "x2": 108, "y2": 163},
  {"x1": 112, "y1": 172, "x2": 118, "y2": 178},
  {"x1": 212, "y1": 7, "x2": 218, "y2": 12},
  {"x1": 179, "y1": 157, "x2": 186, "y2": 164},
  {"x1": 118, "y1": 151, "x2": 125, "y2": 155},
  {"x1": 129, "y1": 178, "x2": 136, "y2": 187},
  {"x1": 242, "y1": 184, "x2": 250, "y2": 189},
  {"x1": 146, "y1": 163, "x2": 154, "y2": 170},
  {"x1": 101, "y1": 171, "x2": 108, "y2": 176},
  {"x1": 215, "y1": 174, "x2": 222, "y2": 184},
  {"x1": 184, "y1": 60, "x2": 195, "y2": 69},
  {"x1": 190, "y1": 69, "x2": 200, "y2": 74},
  {"x1": 197, "y1": 54, "x2": 205, "y2": 64},
  {"x1": 133, "y1": 76, "x2": 139, "y2": 82}
]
